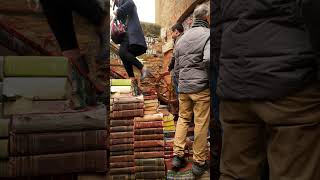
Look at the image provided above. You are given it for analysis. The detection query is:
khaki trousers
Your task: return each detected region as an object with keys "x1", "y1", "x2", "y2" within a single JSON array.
[
  {"x1": 219, "y1": 84, "x2": 320, "y2": 180},
  {"x1": 173, "y1": 89, "x2": 210, "y2": 164}
]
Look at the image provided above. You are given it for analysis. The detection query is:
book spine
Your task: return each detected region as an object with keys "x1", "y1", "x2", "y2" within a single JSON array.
[
  {"x1": 134, "y1": 128, "x2": 163, "y2": 135},
  {"x1": 110, "y1": 155, "x2": 134, "y2": 163},
  {"x1": 110, "y1": 126, "x2": 133, "y2": 132},
  {"x1": 134, "y1": 152, "x2": 164, "y2": 159},
  {"x1": 109, "y1": 174, "x2": 135, "y2": 180},
  {"x1": 134, "y1": 134, "x2": 164, "y2": 141},
  {"x1": 110, "y1": 132, "x2": 134, "y2": 139},
  {"x1": 135, "y1": 171, "x2": 166, "y2": 179},
  {"x1": 110, "y1": 144, "x2": 134, "y2": 152},
  {"x1": 109, "y1": 167, "x2": 135, "y2": 175},
  {"x1": 135, "y1": 165, "x2": 165, "y2": 172},
  {"x1": 110, "y1": 120, "x2": 134, "y2": 127},
  {"x1": 109, "y1": 162, "x2": 134, "y2": 169},
  {"x1": 134, "y1": 140, "x2": 164, "y2": 148},
  {"x1": 134, "y1": 147, "x2": 164, "y2": 152},
  {"x1": 134, "y1": 121, "x2": 163, "y2": 129},
  {"x1": 110, "y1": 150, "x2": 134, "y2": 156},
  {"x1": 111, "y1": 109, "x2": 144, "y2": 119},
  {"x1": 112, "y1": 103, "x2": 144, "y2": 111},
  {"x1": 134, "y1": 158, "x2": 165, "y2": 166},
  {"x1": 110, "y1": 138, "x2": 134, "y2": 145}
]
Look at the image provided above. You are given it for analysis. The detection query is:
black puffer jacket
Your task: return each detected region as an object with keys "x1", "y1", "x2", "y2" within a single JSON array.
[{"x1": 211, "y1": 0, "x2": 320, "y2": 100}]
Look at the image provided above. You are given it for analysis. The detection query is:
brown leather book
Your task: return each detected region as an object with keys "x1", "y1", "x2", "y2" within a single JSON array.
[
  {"x1": 108, "y1": 174, "x2": 135, "y2": 180},
  {"x1": 113, "y1": 96, "x2": 143, "y2": 104},
  {"x1": 134, "y1": 140, "x2": 164, "y2": 148},
  {"x1": 143, "y1": 95, "x2": 158, "y2": 100},
  {"x1": 110, "y1": 109, "x2": 144, "y2": 119},
  {"x1": 134, "y1": 147, "x2": 164, "y2": 152},
  {"x1": 110, "y1": 162, "x2": 134, "y2": 169},
  {"x1": 110, "y1": 138, "x2": 134, "y2": 145},
  {"x1": 77, "y1": 174, "x2": 106, "y2": 180},
  {"x1": 134, "y1": 158, "x2": 165, "y2": 166},
  {"x1": 110, "y1": 155, "x2": 134, "y2": 163},
  {"x1": 134, "y1": 128, "x2": 163, "y2": 135},
  {"x1": 135, "y1": 165, "x2": 165, "y2": 172},
  {"x1": 112, "y1": 102, "x2": 144, "y2": 111},
  {"x1": 135, "y1": 171, "x2": 166, "y2": 179},
  {"x1": 110, "y1": 126, "x2": 133, "y2": 133},
  {"x1": 8, "y1": 151, "x2": 107, "y2": 177},
  {"x1": 134, "y1": 121, "x2": 163, "y2": 129},
  {"x1": 134, "y1": 134, "x2": 164, "y2": 141},
  {"x1": 110, "y1": 150, "x2": 134, "y2": 156},
  {"x1": 110, "y1": 132, "x2": 134, "y2": 139},
  {"x1": 134, "y1": 114, "x2": 163, "y2": 122},
  {"x1": 10, "y1": 130, "x2": 107, "y2": 156},
  {"x1": 134, "y1": 151, "x2": 164, "y2": 159},
  {"x1": 109, "y1": 167, "x2": 135, "y2": 175},
  {"x1": 110, "y1": 144, "x2": 134, "y2": 152},
  {"x1": 110, "y1": 119, "x2": 134, "y2": 127}
]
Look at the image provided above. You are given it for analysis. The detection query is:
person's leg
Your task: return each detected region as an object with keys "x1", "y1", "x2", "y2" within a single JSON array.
[
  {"x1": 219, "y1": 100, "x2": 267, "y2": 180},
  {"x1": 254, "y1": 83, "x2": 320, "y2": 180},
  {"x1": 173, "y1": 93, "x2": 193, "y2": 166}
]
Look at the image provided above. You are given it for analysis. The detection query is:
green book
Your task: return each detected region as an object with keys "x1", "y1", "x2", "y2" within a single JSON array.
[
  {"x1": 110, "y1": 79, "x2": 132, "y2": 86},
  {"x1": 0, "y1": 160, "x2": 8, "y2": 177},
  {"x1": 4, "y1": 56, "x2": 68, "y2": 77},
  {"x1": 0, "y1": 139, "x2": 8, "y2": 159},
  {"x1": 0, "y1": 119, "x2": 9, "y2": 138},
  {"x1": 3, "y1": 78, "x2": 68, "y2": 100}
]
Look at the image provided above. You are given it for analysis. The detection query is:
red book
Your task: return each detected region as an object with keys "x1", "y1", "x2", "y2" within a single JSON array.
[
  {"x1": 134, "y1": 121, "x2": 163, "y2": 129},
  {"x1": 134, "y1": 140, "x2": 164, "y2": 148}
]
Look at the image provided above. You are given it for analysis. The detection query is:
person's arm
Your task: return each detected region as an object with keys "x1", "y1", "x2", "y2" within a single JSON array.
[
  {"x1": 168, "y1": 54, "x2": 175, "y2": 72},
  {"x1": 203, "y1": 39, "x2": 210, "y2": 72},
  {"x1": 116, "y1": 0, "x2": 135, "y2": 18},
  {"x1": 173, "y1": 50, "x2": 180, "y2": 83}
]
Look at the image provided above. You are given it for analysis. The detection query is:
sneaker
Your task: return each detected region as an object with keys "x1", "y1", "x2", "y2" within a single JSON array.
[
  {"x1": 192, "y1": 161, "x2": 209, "y2": 177},
  {"x1": 172, "y1": 155, "x2": 187, "y2": 169},
  {"x1": 140, "y1": 67, "x2": 151, "y2": 80}
]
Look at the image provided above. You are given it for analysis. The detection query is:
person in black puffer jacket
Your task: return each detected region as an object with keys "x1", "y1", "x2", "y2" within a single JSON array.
[{"x1": 211, "y1": 0, "x2": 320, "y2": 180}]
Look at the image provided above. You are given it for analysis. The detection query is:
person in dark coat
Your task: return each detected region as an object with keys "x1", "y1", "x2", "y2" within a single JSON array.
[
  {"x1": 112, "y1": 0, "x2": 150, "y2": 81},
  {"x1": 211, "y1": 0, "x2": 320, "y2": 180}
]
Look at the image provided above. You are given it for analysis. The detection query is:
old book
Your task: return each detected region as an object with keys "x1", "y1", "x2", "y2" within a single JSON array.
[
  {"x1": 134, "y1": 147, "x2": 164, "y2": 152},
  {"x1": 110, "y1": 109, "x2": 144, "y2": 119},
  {"x1": 164, "y1": 125, "x2": 175, "y2": 131},
  {"x1": 113, "y1": 96, "x2": 143, "y2": 104},
  {"x1": 134, "y1": 134, "x2": 164, "y2": 141},
  {"x1": 134, "y1": 114, "x2": 163, "y2": 122},
  {"x1": 8, "y1": 150, "x2": 107, "y2": 177},
  {"x1": 134, "y1": 121, "x2": 163, "y2": 129},
  {"x1": 134, "y1": 158, "x2": 165, "y2": 166},
  {"x1": 10, "y1": 107, "x2": 106, "y2": 134},
  {"x1": 9, "y1": 130, "x2": 107, "y2": 156},
  {"x1": 112, "y1": 102, "x2": 144, "y2": 111},
  {"x1": 109, "y1": 174, "x2": 135, "y2": 180},
  {"x1": 144, "y1": 99, "x2": 158, "y2": 104},
  {"x1": 134, "y1": 128, "x2": 163, "y2": 135},
  {"x1": 144, "y1": 102, "x2": 159, "y2": 108},
  {"x1": 0, "y1": 119, "x2": 9, "y2": 138},
  {"x1": 143, "y1": 95, "x2": 158, "y2": 100},
  {"x1": 144, "y1": 106, "x2": 158, "y2": 111},
  {"x1": 134, "y1": 140, "x2": 164, "y2": 148},
  {"x1": 110, "y1": 126, "x2": 133, "y2": 133},
  {"x1": 110, "y1": 144, "x2": 134, "y2": 152},
  {"x1": 0, "y1": 139, "x2": 8, "y2": 159},
  {"x1": 110, "y1": 150, "x2": 134, "y2": 156},
  {"x1": 135, "y1": 165, "x2": 165, "y2": 172},
  {"x1": 163, "y1": 120, "x2": 175, "y2": 127},
  {"x1": 144, "y1": 110, "x2": 158, "y2": 115},
  {"x1": 110, "y1": 138, "x2": 134, "y2": 145},
  {"x1": 0, "y1": 160, "x2": 8, "y2": 177},
  {"x1": 111, "y1": 86, "x2": 131, "y2": 93},
  {"x1": 77, "y1": 174, "x2": 106, "y2": 180},
  {"x1": 3, "y1": 56, "x2": 67, "y2": 77},
  {"x1": 110, "y1": 119, "x2": 134, "y2": 127},
  {"x1": 110, "y1": 162, "x2": 134, "y2": 169},
  {"x1": 110, "y1": 132, "x2": 134, "y2": 139},
  {"x1": 110, "y1": 79, "x2": 131, "y2": 86},
  {"x1": 109, "y1": 167, "x2": 135, "y2": 175},
  {"x1": 110, "y1": 155, "x2": 134, "y2": 162},
  {"x1": 3, "y1": 78, "x2": 68, "y2": 100},
  {"x1": 135, "y1": 171, "x2": 166, "y2": 179},
  {"x1": 134, "y1": 151, "x2": 164, "y2": 159}
]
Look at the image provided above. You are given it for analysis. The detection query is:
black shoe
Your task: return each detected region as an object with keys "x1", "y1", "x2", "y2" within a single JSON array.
[
  {"x1": 172, "y1": 155, "x2": 187, "y2": 169},
  {"x1": 192, "y1": 161, "x2": 209, "y2": 177}
]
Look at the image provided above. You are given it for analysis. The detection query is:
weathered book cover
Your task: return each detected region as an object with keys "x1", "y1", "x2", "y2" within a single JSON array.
[
  {"x1": 110, "y1": 144, "x2": 134, "y2": 152},
  {"x1": 0, "y1": 119, "x2": 9, "y2": 138},
  {"x1": 164, "y1": 125, "x2": 175, "y2": 131},
  {"x1": 10, "y1": 107, "x2": 106, "y2": 134},
  {"x1": 10, "y1": 130, "x2": 107, "y2": 156},
  {"x1": 134, "y1": 121, "x2": 163, "y2": 129},
  {"x1": 134, "y1": 151, "x2": 164, "y2": 159},
  {"x1": 134, "y1": 158, "x2": 165, "y2": 166},
  {"x1": 144, "y1": 110, "x2": 158, "y2": 115},
  {"x1": 143, "y1": 95, "x2": 158, "y2": 100},
  {"x1": 3, "y1": 78, "x2": 68, "y2": 100},
  {"x1": 110, "y1": 132, "x2": 134, "y2": 139},
  {"x1": 135, "y1": 165, "x2": 165, "y2": 172},
  {"x1": 134, "y1": 114, "x2": 163, "y2": 122},
  {"x1": 135, "y1": 171, "x2": 166, "y2": 179},
  {"x1": 110, "y1": 109, "x2": 144, "y2": 119},
  {"x1": 134, "y1": 147, "x2": 164, "y2": 152},
  {"x1": 144, "y1": 106, "x2": 158, "y2": 111},
  {"x1": 110, "y1": 79, "x2": 131, "y2": 86},
  {"x1": 110, "y1": 138, "x2": 134, "y2": 145},
  {"x1": 110, "y1": 150, "x2": 134, "y2": 156},
  {"x1": 144, "y1": 99, "x2": 159, "y2": 104},
  {"x1": 8, "y1": 150, "x2": 107, "y2": 177},
  {"x1": 110, "y1": 119, "x2": 134, "y2": 127},
  {"x1": 108, "y1": 174, "x2": 135, "y2": 180},
  {"x1": 134, "y1": 128, "x2": 163, "y2": 135},
  {"x1": 0, "y1": 139, "x2": 8, "y2": 159},
  {"x1": 109, "y1": 162, "x2": 134, "y2": 168},
  {"x1": 109, "y1": 167, "x2": 135, "y2": 175},
  {"x1": 134, "y1": 140, "x2": 164, "y2": 148},
  {"x1": 112, "y1": 102, "x2": 144, "y2": 111},
  {"x1": 134, "y1": 134, "x2": 164, "y2": 141},
  {"x1": 110, "y1": 126, "x2": 134, "y2": 133},
  {"x1": 110, "y1": 155, "x2": 134, "y2": 163},
  {"x1": 113, "y1": 96, "x2": 143, "y2": 104},
  {"x1": 4, "y1": 56, "x2": 68, "y2": 77}
]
